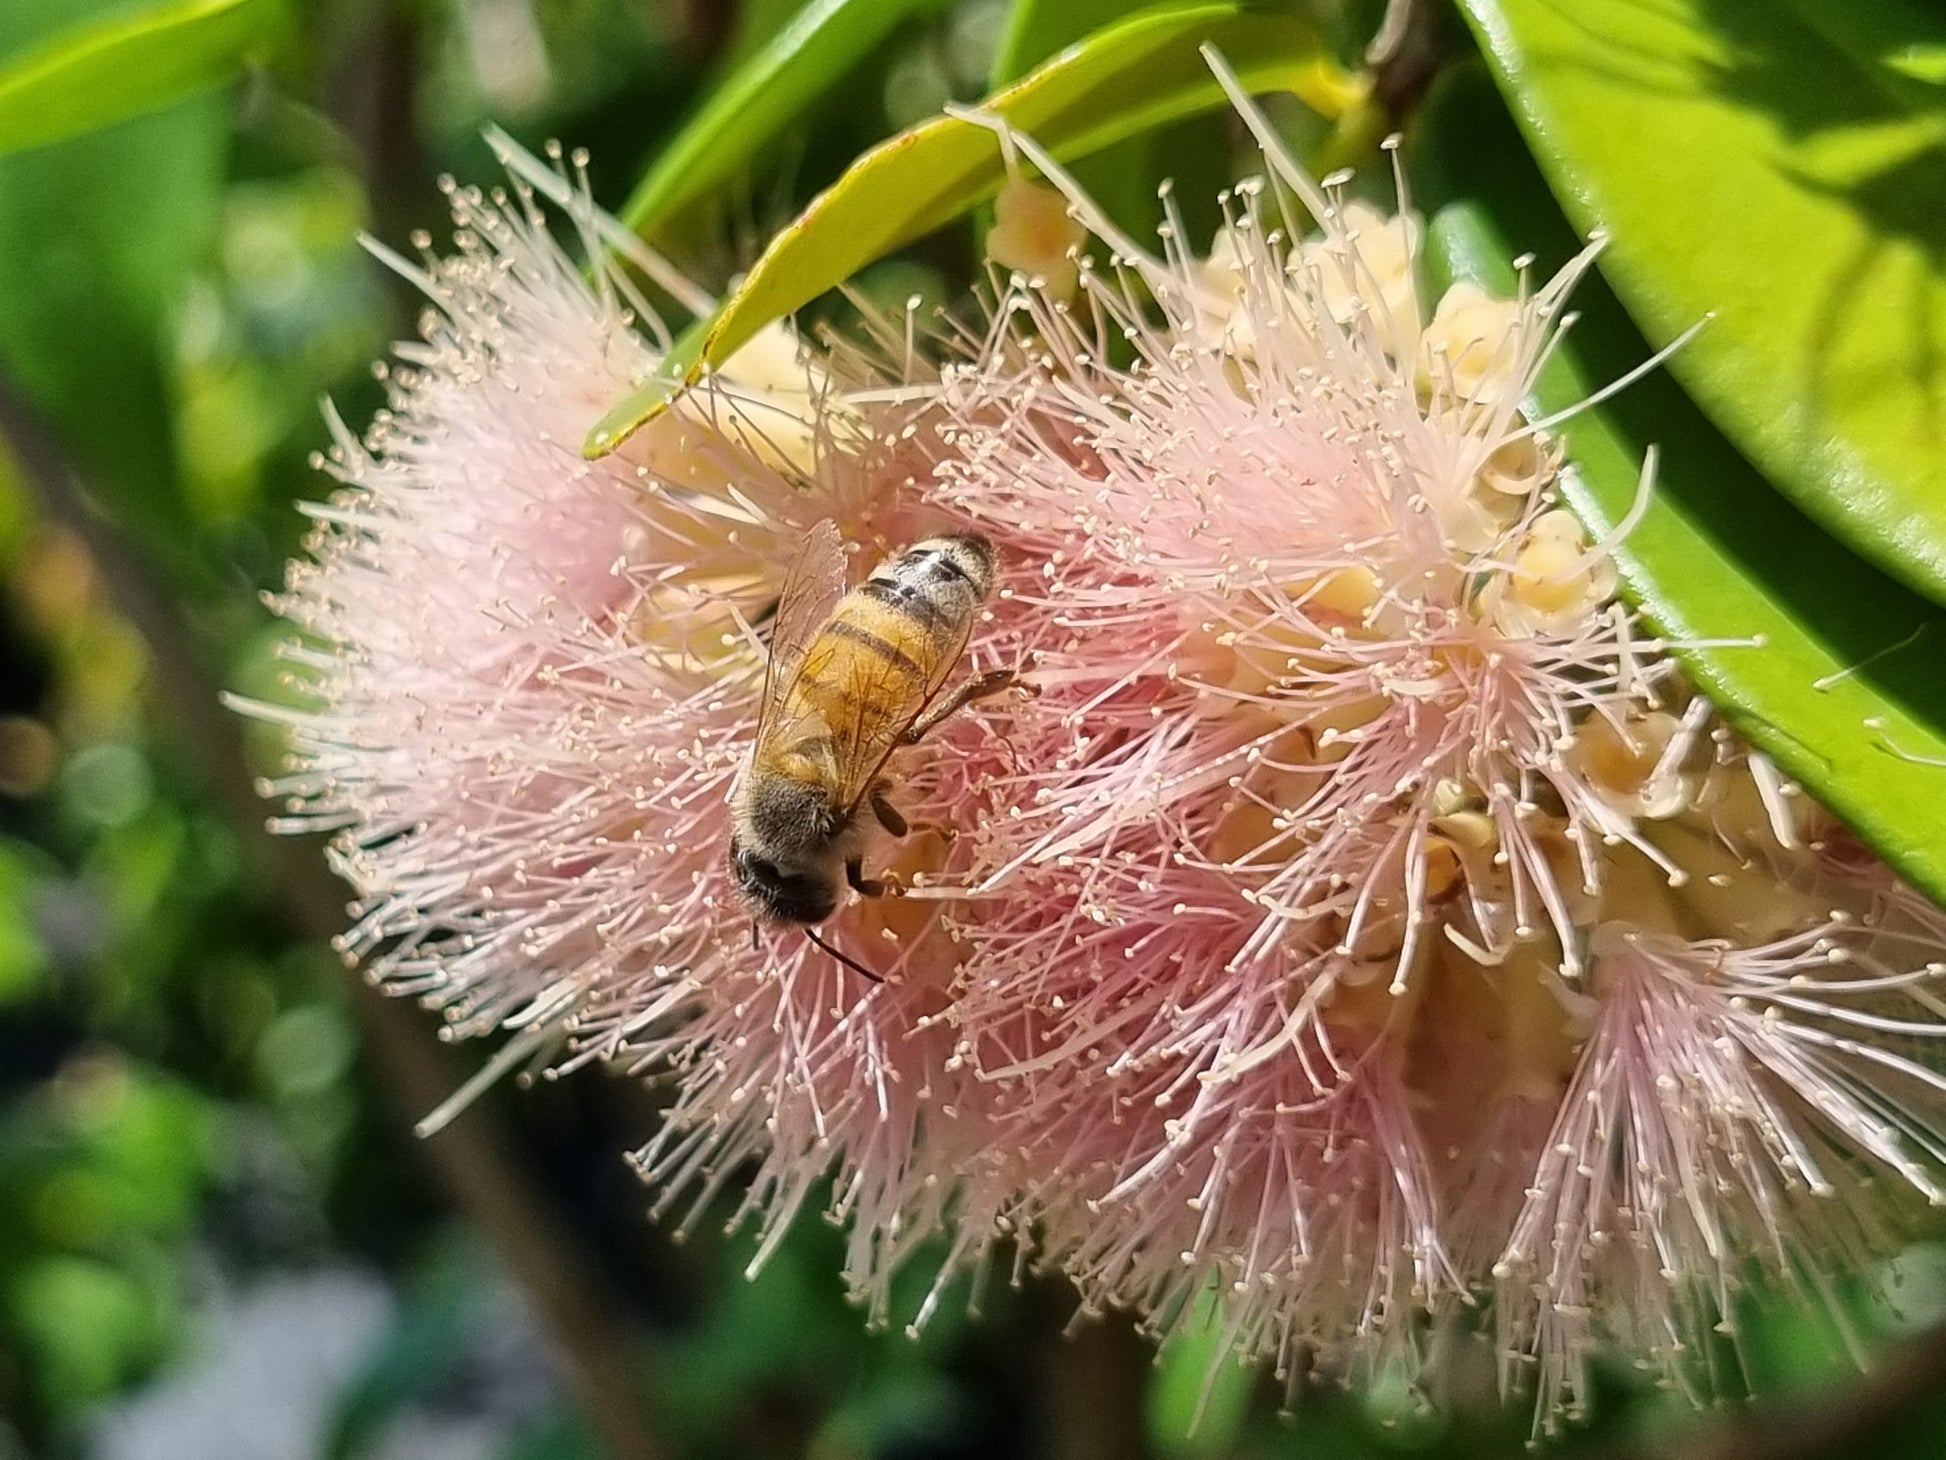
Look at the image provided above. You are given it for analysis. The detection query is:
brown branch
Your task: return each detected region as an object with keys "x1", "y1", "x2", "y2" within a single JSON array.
[
  {"x1": 1585, "y1": 1325, "x2": 1946, "y2": 1460},
  {"x1": 1028, "y1": 1288, "x2": 1157, "y2": 1460},
  {"x1": 0, "y1": 379, "x2": 667, "y2": 1460},
  {"x1": 324, "y1": 0, "x2": 429, "y2": 265},
  {"x1": 1369, "y1": 0, "x2": 1458, "y2": 125}
]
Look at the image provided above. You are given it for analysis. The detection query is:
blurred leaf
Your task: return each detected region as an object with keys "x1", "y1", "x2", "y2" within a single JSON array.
[
  {"x1": 174, "y1": 169, "x2": 385, "y2": 523},
  {"x1": 0, "y1": 0, "x2": 289, "y2": 159},
  {"x1": 619, "y1": 0, "x2": 947, "y2": 240},
  {"x1": 1414, "y1": 66, "x2": 1946, "y2": 907},
  {"x1": 647, "y1": 1214, "x2": 882, "y2": 1443},
  {"x1": 587, "y1": 1, "x2": 1361, "y2": 456},
  {"x1": 496, "y1": 1407, "x2": 607, "y2": 1460},
  {"x1": 0, "y1": 0, "x2": 232, "y2": 551},
  {"x1": 1458, "y1": 0, "x2": 1946, "y2": 606},
  {"x1": 0, "y1": 118, "x2": 223, "y2": 548},
  {"x1": 0, "y1": 841, "x2": 51, "y2": 1005},
  {"x1": 324, "y1": 1243, "x2": 477, "y2": 1460},
  {"x1": 44, "y1": 1062, "x2": 216, "y2": 1240},
  {"x1": 86, "y1": 809, "x2": 185, "y2": 934},
  {"x1": 1739, "y1": 1296, "x2": 1860, "y2": 1393},
  {"x1": 62, "y1": 743, "x2": 154, "y2": 831},
  {"x1": 1143, "y1": 1288, "x2": 1253, "y2": 1458},
  {"x1": 0, "y1": 1065, "x2": 212, "y2": 1431},
  {"x1": 254, "y1": 1001, "x2": 356, "y2": 1100},
  {"x1": 0, "y1": 88, "x2": 227, "y2": 530},
  {"x1": 6, "y1": 1255, "x2": 166, "y2": 1411},
  {"x1": 812, "y1": 1372, "x2": 987, "y2": 1459},
  {"x1": 990, "y1": 0, "x2": 1145, "y2": 85}
]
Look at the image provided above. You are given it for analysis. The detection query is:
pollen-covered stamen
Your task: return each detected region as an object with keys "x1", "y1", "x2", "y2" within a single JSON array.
[
  {"x1": 240, "y1": 136, "x2": 1054, "y2": 1337},
  {"x1": 1016, "y1": 1047, "x2": 1463, "y2": 1392},
  {"x1": 1494, "y1": 920, "x2": 1946, "y2": 1429},
  {"x1": 932, "y1": 136, "x2": 1686, "y2": 1047}
]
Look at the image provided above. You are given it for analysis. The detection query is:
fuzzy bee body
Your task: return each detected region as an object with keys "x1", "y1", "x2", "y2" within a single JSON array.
[{"x1": 730, "y1": 522, "x2": 1013, "y2": 936}]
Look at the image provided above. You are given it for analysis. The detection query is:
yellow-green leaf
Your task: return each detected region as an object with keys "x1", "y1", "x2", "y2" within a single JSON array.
[
  {"x1": 1459, "y1": 0, "x2": 1946, "y2": 606},
  {"x1": 0, "y1": 0, "x2": 289, "y2": 159},
  {"x1": 585, "y1": 1, "x2": 1361, "y2": 458}
]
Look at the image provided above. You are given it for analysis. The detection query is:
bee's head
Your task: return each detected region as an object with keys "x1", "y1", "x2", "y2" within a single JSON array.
[{"x1": 730, "y1": 836, "x2": 840, "y2": 925}]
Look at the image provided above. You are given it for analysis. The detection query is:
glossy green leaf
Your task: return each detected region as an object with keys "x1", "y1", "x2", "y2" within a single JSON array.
[
  {"x1": 617, "y1": 0, "x2": 945, "y2": 240},
  {"x1": 0, "y1": 0, "x2": 288, "y2": 159},
  {"x1": 585, "y1": 1, "x2": 1361, "y2": 457},
  {"x1": 1414, "y1": 67, "x2": 1946, "y2": 906},
  {"x1": 1458, "y1": 0, "x2": 1946, "y2": 607}
]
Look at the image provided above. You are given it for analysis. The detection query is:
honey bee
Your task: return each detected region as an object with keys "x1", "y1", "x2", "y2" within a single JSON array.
[{"x1": 730, "y1": 521, "x2": 1021, "y2": 975}]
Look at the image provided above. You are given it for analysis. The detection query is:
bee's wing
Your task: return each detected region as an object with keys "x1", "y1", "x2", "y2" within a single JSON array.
[
  {"x1": 753, "y1": 518, "x2": 848, "y2": 742},
  {"x1": 827, "y1": 608, "x2": 977, "y2": 818}
]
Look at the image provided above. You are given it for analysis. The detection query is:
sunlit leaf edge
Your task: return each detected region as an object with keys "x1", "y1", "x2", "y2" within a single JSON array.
[
  {"x1": 990, "y1": 0, "x2": 1148, "y2": 86},
  {"x1": 617, "y1": 0, "x2": 945, "y2": 240}
]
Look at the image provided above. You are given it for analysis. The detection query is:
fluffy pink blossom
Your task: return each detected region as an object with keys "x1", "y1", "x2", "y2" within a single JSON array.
[
  {"x1": 239, "y1": 97, "x2": 1946, "y2": 1435},
  {"x1": 236, "y1": 141, "x2": 1034, "y2": 1316},
  {"x1": 906, "y1": 82, "x2": 1946, "y2": 1423}
]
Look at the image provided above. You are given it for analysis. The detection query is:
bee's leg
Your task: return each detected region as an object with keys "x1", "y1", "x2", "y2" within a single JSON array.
[
  {"x1": 902, "y1": 666, "x2": 1028, "y2": 746},
  {"x1": 871, "y1": 783, "x2": 957, "y2": 845},
  {"x1": 846, "y1": 855, "x2": 901, "y2": 899},
  {"x1": 869, "y1": 785, "x2": 909, "y2": 838}
]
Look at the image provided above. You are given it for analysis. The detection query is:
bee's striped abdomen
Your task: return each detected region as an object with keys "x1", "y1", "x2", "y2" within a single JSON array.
[
  {"x1": 859, "y1": 534, "x2": 993, "y2": 650},
  {"x1": 784, "y1": 534, "x2": 994, "y2": 757}
]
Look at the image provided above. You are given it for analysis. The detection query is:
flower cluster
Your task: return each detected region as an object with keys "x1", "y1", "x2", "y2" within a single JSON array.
[
  {"x1": 243, "y1": 107, "x2": 1946, "y2": 1432},
  {"x1": 911, "y1": 116, "x2": 1946, "y2": 1422}
]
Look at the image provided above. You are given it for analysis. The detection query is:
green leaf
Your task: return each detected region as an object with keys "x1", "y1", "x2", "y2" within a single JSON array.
[
  {"x1": 1414, "y1": 66, "x2": 1946, "y2": 907},
  {"x1": 0, "y1": 0, "x2": 288, "y2": 159},
  {"x1": 1143, "y1": 1287, "x2": 1254, "y2": 1458},
  {"x1": 586, "y1": 0, "x2": 1361, "y2": 457},
  {"x1": 0, "y1": 840, "x2": 51, "y2": 1004},
  {"x1": 7, "y1": 1256, "x2": 167, "y2": 1410},
  {"x1": 991, "y1": 0, "x2": 1148, "y2": 85},
  {"x1": 0, "y1": 85, "x2": 228, "y2": 530},
  {"x1": 1457, "y1": 0, "x2": 1946, "y2": 607},
  {"x1": 618, "y1": 0, "x2": 946, "y2": 240}
]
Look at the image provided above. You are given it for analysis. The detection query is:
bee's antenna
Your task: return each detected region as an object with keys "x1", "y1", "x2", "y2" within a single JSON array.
[
  {"x1": 750, "y1": 920, "x2": 759, "y2": 951},
  {"x1": 806, "y1": 927, "x2": 883, "y2": 984}
]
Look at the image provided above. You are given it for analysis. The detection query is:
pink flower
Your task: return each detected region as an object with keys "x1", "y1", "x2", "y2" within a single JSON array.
[
  {"x1": 907, "y1": 78, "x2": 1946, "y2": 1424},
  {"x1": 236, "y1": 142, "x2": 1037, "y2": 1320},
  {"x1": 1498, "y1": 913, "x2": 1946, "y2": 1422},
  {"x1": 240, "y1": 96, "x2": 1946, "y2": 1434}
]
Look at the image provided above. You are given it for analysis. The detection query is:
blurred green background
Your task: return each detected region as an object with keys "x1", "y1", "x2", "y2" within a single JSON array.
[{"x1": 1, "y1": 0, "x2": 1945, "y2": 1457}]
